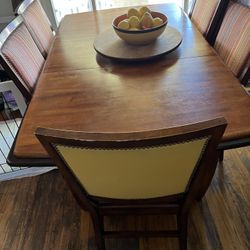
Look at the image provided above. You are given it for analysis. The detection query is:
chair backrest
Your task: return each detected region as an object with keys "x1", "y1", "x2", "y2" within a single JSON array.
[
  {"x1": 17, "y1": 0, "x2": 54, "y2": 58},
  {"x1": 36, "y1": 118, "x2": 226, "y2": 205},
  {"x1": 191, "y1": 0, "x2": 221, "y2": 35},
  {"x1": 0, "y1": 16, "x2": 45, "y2": 101},
  {"x1": 214, "y1": 1, "x2": 250, "y2": 78}
]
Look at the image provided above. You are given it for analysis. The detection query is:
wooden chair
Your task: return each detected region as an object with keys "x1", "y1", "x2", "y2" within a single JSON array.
[
  {"x1": 17, "y1": 0, "x2": 54, "y2": 58},
  {"x1": 214, "y1": 1, "x2": 250, "y2": 80},
  {"x1": 0, "y1": 16, "x2": 45, "y2": 102},
  {"x1": 36, "y1": 118, "x2": 227, "y2": 250},
  {"x1": 190, "y1": 0, "x2": 222, "y2": 37},
  {"x1": 210, "y1": 1, "x2": 250, "y2": 161}
]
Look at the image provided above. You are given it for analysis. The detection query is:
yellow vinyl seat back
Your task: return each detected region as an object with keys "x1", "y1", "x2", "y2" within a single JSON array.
[{"x1": 55, "y1": 138, "x2": 208, "y2": 199}]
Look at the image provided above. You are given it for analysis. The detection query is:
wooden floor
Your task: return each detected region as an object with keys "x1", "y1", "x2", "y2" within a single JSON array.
[{"x1": 0, "y1": 147, "x2": 249, "y2": 250}]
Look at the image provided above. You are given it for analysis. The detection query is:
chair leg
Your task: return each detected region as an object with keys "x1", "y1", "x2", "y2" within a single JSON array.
[
  {"x1": 178, "y1": 214, "x2": 188, "y2": 250},
  {"x1": 219, "y1": 150, "x2": 224, "y2": 162},
  {"x1": 90, "y1": 212, "x2": 106, "y2": 250}
]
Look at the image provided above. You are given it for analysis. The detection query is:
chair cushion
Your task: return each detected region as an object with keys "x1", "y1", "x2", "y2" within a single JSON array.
[
  {"x1": 191, "y1": 0, "x2": 220, "y2": 35},
  {"x1": 56, "y1": 138, "x2": 208, "y2": 199},
  {"x1": 214, "y1": 2, "x2": 250, "y2": 77},
  {"x1": 1, "y1": 23, "x2": 45, "y2": 91},
  {"x1": 22, "y1": 0, "x2": 54, "y2": 57}
]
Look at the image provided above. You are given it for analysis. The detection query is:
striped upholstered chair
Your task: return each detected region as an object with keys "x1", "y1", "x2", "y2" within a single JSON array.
[
  {"x1": 214, "y1": 1, "x2": 250, "y2": 80},
  {"x1": 17, "y1": 0, "x2": 54, "y2": 58},
  {"x1": 0, "y1": 16, "x2": 45, "y2": 102},
  {"x1": 190, "y1": 0, "x2": 222, "y2": 36},
  {"x1": 36, "y1": 118, "x2": 227, "y2": 250}
]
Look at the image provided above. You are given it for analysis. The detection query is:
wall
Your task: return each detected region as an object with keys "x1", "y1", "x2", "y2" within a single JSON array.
[
  {"x1": 0, "y1": 0, "x2": 57, "y2": 31},
  {"x1": 0, "y1": 0, "x2": 15, "y2": 31},
  {"x1": 40, "y1": 0, "x2": 57, "y2": 30}
]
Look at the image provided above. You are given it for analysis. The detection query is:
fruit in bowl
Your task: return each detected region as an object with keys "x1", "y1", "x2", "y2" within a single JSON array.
[{"x1": 112, "y1": 6, "x2": 168, "y2": 45}]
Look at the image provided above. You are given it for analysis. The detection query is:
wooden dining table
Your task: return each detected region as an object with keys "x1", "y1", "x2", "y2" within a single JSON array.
[{"x1": 8, "y1": 3, "x2": 250, "y2": 166}]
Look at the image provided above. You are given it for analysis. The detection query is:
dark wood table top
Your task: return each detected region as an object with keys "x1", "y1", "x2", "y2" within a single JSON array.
[{"x1": 11, "y1": 4, "x2": 250, "y2": 162}]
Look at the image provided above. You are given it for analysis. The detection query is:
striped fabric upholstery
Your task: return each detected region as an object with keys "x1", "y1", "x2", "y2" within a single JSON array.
[
  {"x1": 191, "y1": 0, "x2": 220, "y2": 35},
  {"x1": 21, "y1": 0, "x2": 54, "y2": 57},
  {"x1": 215, "y1": 2, "x2": 250, "y2": 77},
  {"x1": 1, "y1": 23, "x2": 45, "y2": 92}
]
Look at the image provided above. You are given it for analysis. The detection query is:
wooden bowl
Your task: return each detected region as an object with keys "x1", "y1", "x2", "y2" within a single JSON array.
[{"x1": 112, "y1": 11, "x2": 168, "y2": 45}]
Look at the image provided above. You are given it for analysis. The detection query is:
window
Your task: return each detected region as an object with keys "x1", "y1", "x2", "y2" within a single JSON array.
[
  {"x1": 51, "y1": 0, "x2": 93, "y2": 23},
  {"x1": 95, "y1": 0, "x2": 183, "y2": 10},
  {"x1": 51, "y1": 0, "x2": 184, "y2": 23}
]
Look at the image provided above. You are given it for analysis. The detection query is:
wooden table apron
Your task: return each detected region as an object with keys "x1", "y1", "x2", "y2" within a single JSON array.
[{"x1": 8, "y1": 4, "x2": 250, "y2": 166}]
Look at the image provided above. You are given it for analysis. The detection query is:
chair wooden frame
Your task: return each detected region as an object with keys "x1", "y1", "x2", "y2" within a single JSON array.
[
  {"x1": 206, "y1": 0, "x2": 230, "y2": 46},
  {"x1": 188, "y1": 0, "x2": 197, "y2": 16},
  {"x1": 36, "y1": 118, "x2": 227, "y2": 250},
  {"x1": 0, "y1": 16, "x2": 33, "y2": 102},
  {"x1": 17, "y1": 0, "x2": 40, "y2": 13}
]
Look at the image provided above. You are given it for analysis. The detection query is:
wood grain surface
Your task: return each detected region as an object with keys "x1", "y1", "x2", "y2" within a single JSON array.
[
  {"x1": 12, "y1": 3, "x2": 250, "y2": 160},
  {"x1": 1, "y1": 147, "x2": 249, "y2": 249},
  {"x1": 93, "y1": 26, "x2": 182, "y2": 61}
]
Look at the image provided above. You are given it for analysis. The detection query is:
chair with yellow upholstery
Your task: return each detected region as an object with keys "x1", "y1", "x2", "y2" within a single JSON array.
[
  {"x1": 36, "y1": 118, "x2": 227, "y2": 250},
  {"x1": 17, "y1": 0, "x2": 54, "y2": 58},
  {"x1": 0, "y1": 16, "x2": 45, "y2": 103}
]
